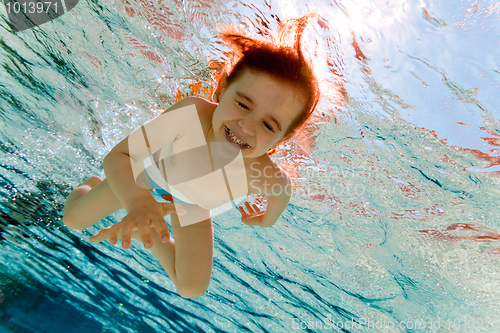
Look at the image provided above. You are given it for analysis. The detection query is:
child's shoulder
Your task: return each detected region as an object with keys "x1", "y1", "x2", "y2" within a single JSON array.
[
  {"x1": 248, "y1": 154, "x2": 291, "y2": 198},
  {"x1": 161, "y1": 96, "x2": 216, "y2": 135},
  {"x1": 168, "y1": 96, "x2": 216, "y2": 116}
]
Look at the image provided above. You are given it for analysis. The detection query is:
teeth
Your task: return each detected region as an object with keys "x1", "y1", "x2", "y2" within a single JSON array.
[{"x1": 225, "y1": 126, "x2": 250, "y2": 148}]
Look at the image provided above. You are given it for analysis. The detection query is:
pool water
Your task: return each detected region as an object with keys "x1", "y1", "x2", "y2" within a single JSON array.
[{"x1": 0, "y1": 0, "x2": 499, "y2": 332}]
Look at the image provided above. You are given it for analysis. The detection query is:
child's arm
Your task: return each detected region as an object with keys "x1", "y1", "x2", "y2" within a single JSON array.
[
  {"x1": 100, "y1": 98, "x2": 201, "y2": 248},
  {"x1": 101, "y1": 133, "x2": 184, "y2": 249},
  {"x1": 239, "y1": 168, "x2": 292, "y2": 228}
]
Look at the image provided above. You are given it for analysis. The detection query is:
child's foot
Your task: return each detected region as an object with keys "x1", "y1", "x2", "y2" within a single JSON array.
[{"x1": 77, "y1": 176, "x2": 102, "y2": 188}]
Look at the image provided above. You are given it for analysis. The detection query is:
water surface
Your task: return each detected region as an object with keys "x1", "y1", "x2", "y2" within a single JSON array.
[{"x1": 0, "y1": 0, "x2": 499, "y2": 332}]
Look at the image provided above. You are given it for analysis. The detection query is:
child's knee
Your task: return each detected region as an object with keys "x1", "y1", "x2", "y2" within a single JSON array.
[
  {"x1": 62, "y1": 216, "x2": 78, "y2": 230},
  {"x1": 62, "y1": 213, "x2": 86, "y2": 230},
  {"x1": 77, "y1": 176, "x2": 102, "y2": 188},
  {"x1": 177, "y1": 281, "x2": 210, "y2": 299}
]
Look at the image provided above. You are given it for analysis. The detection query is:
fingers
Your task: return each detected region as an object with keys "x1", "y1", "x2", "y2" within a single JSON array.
[
  {"x1": 137, "y1": 218, "x2": 153, "y2": 249},
  {"x1": 244, "y1": 201, "x2": 261, "y2": 213},
  {"x1": 244, "y1": 201, "x2": 252, "y2": 212},
  {"x1": 89, "y1": 200, "x2": 180, "y2": 249},
  {"x1": 89, "y1": 217, "x2": 157, "y2": 249},
  {"x1": 239, "y1": 201, "x2": 265, "y2": 222},
  {"x1": 239, "y1": 206, "x2": 249, "y2": 218},
  {"x1": 108, "y1": 220, "x2": 125, "y2": 246},
  {"x1": 120, "y1": 217, "x2": 139, "y2": 249},
  {"x1": 151, "y1": 216, "x2": 170, "y2": 242},
  {"x1": 89, "y1": 227, "x2": 111, "y2": 243}
]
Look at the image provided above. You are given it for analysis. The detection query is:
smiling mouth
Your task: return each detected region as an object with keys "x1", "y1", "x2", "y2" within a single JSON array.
[{"x1": 224, "y1": 126, "x2": 250, "y2": 148}]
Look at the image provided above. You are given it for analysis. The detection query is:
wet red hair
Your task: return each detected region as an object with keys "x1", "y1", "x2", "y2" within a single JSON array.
[{"x1": 219, "y1": 13, "x2": 320, "y2": 152}]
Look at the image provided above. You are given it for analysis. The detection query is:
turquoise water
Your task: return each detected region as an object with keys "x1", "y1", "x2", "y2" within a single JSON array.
[{"x1": 0, "y1": 0, "x2": 499, "y2": 332}]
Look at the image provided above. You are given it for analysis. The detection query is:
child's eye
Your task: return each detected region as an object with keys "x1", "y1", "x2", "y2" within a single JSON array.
[
  {"x1": 264, "y1": 122, "x2": 274, "y2": 132},
  {"x1": 237, "y1": 102, "x2": 249, "y2": 110}
]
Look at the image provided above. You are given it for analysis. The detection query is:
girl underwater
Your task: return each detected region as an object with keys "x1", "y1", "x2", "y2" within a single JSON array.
[{"x1": 63, "y1": 13, "x2": 320, "y2": 299}]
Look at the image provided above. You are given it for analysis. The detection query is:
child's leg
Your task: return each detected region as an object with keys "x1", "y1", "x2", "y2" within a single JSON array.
[
  {"x1": 63, "y1": 177, "x2": 123, "y2": 230},
  {"x1": 65, "y1": 177, "x2": 213, "y2": 298},
  {"x1": 147, "y1": 210, "x2": 213, "y2": 299}
]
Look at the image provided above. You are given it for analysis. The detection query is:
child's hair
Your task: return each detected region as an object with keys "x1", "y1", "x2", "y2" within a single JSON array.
[{"x1": 219, "y1": 13, "x2": 320, "y2": 148}]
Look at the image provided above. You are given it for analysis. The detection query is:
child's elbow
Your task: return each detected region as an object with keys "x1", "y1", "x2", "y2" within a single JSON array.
[{"x1": 259, "y1": 216, "x2": 276, "y2": 228}]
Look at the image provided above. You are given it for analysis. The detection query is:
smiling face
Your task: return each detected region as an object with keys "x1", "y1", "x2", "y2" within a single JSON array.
[{"x1": 211, "y1": 69, "x2": 307, "y2": 158}]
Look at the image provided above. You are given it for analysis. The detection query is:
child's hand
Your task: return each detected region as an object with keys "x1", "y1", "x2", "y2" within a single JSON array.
[
  {"x1": 89, "y1": 198, "x2": 186, "y2": 249},
  {"x1": 239, "y1": 200, "x2": 266, "y2": 226}
]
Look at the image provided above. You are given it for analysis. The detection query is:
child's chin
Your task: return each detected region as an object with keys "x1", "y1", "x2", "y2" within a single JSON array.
[{"x1": 241, "y1": 149, "x2": 259, "y2": 158}]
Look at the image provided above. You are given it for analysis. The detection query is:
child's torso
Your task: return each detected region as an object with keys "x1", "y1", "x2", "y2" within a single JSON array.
[{"x1": 149, "y1": 98, "x2": 289, "y2": 208}]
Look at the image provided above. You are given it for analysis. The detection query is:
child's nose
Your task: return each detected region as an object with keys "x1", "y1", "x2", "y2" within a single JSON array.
[{"x1": 238, "y1": 118, "x2": 255, "y2": 136}]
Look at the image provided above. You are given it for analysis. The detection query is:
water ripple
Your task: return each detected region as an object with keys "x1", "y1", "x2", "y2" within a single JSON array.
[{"x1": 1, "y1": 0, "x2": 499, "y2": 332}]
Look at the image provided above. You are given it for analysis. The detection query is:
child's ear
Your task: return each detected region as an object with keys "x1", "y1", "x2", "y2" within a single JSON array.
[{"x1": 212, "y1": 73, "x2": 228, "y2": 103}]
